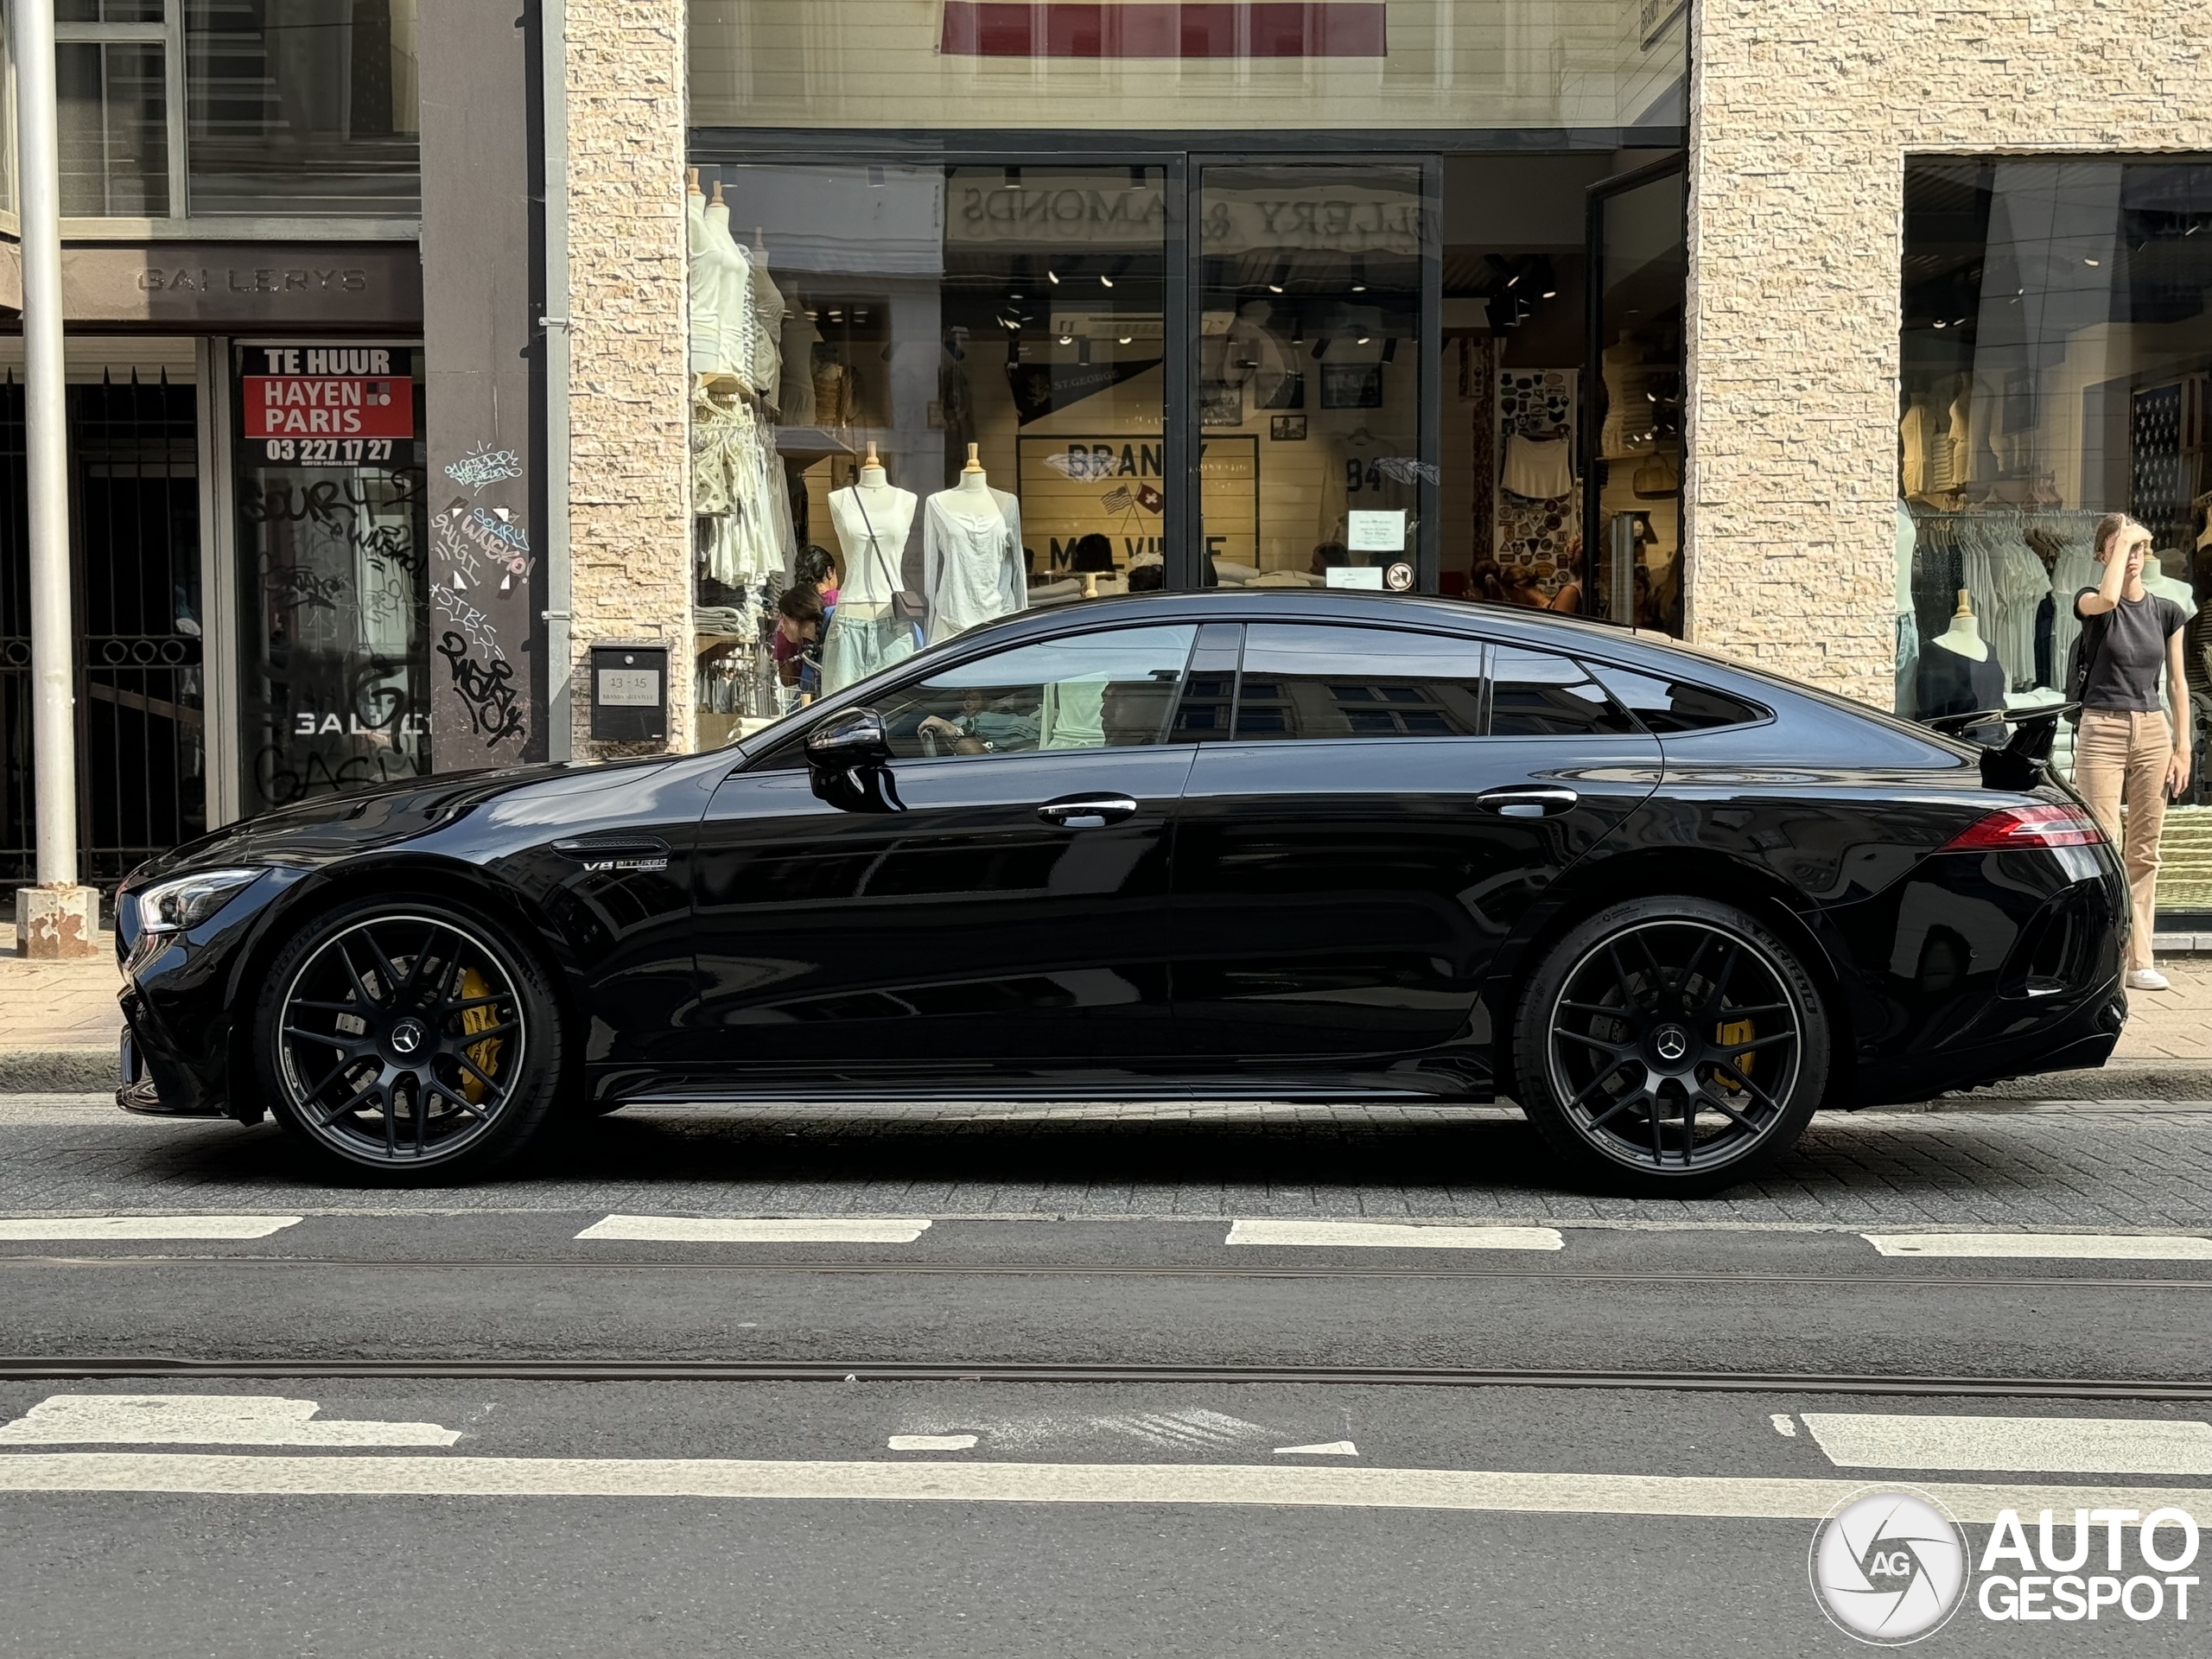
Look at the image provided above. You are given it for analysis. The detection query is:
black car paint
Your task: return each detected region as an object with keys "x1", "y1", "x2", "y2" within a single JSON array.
[{"x1": 115, "y1": 592, "x2": 2128, "y2": 1122}]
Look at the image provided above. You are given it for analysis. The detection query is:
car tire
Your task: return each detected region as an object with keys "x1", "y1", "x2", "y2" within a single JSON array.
[
  {"x1": 1511, "y1": 896, "x2": 1831, "y2": 1198},
  {"x1": 252, "y1": 893, "x2": 565, "y2": 1181}
]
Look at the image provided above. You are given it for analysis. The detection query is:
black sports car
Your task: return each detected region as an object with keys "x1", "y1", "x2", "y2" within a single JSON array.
[{"x1": 114, "y1": 592, "x2": 2127, "y2": 1195}]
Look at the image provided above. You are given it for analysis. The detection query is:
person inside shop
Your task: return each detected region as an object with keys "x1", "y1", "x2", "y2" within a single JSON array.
[
  {"x1": 791, "y1": 544, "x2": 839, "y2": 699},
  {"x1": 1127, "y1": 563, "x2": 1164, "y2": 592},
  {"x1": 2074, "y1": 512, "x2": 2192, "y2": 993},
  {"x1": 771, "y1": 584, "x2": 824, "y2": 707}
]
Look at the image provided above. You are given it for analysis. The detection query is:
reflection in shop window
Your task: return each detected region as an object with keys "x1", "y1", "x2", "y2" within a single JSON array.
[
  {"x1": 56, "y1": 40, "x2": 169, "y2": 216},
  {"x1": 1897, "y1": 157, "x2": 2212, "y2": 893}
]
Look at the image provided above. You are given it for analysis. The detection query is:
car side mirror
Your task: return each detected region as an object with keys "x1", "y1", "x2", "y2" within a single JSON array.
[{"x1": 804, "y1": 708, "x2": 905, "y2": 814}]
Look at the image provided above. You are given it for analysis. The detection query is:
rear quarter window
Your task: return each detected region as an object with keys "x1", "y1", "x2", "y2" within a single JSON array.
[{"x1": 1581, "y1": 662, "x2": 1770, "y2": 734}]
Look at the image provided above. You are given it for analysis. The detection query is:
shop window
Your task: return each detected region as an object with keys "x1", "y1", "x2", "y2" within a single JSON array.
[
  {"x1": 868, "y1": 623, "x2": 1198, "y2": 759},
  {"x1": 185, "y1": 0, "x2": 422, "y2": 216},
  {"x1": 688, "y1": 162, "x2": 1167, "y2": 751},
  {"x1": 1897, "y1": 158, "x2": 2212, "y2": 874},
  {"x1": 1228, "y1": 622, "x2": 1485, "y2": 741}
]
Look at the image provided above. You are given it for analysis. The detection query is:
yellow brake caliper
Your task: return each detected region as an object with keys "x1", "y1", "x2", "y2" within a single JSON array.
[
  {"x1": 1714, "y1": 1018, "x2": 1753, "y2": 1091},
  {"x1": 459, "y1": 967, "x2": 503, "y2": 1103}
]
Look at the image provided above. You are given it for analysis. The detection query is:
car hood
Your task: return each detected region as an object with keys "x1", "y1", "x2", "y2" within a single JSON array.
[{"x1": 125, "y1": 759, "x2": 680, "y2": 886}]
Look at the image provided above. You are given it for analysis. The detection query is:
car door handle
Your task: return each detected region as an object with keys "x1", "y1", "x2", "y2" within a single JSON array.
[
  {"x1": 1037, "y1": 794, "x2": 1138, "y2": 830},
  {"x1": 1474, "y1": 785, "x2": 1580, "y2": 819}
]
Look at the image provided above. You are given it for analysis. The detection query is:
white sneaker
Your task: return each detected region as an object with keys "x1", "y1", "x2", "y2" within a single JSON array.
[{"x1": 2126, "y1": 968, "x2": 2171, "y2": 992}]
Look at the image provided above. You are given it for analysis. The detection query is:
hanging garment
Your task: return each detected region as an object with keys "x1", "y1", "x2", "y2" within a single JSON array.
[
  {"x1": 779, "y1": 306, "x2": 821, "y2": 426},
  {"x1": 704, "y1": 198, "x2": 760, "y2": 392},
  {"x1": 1899, "y1": 401, "x2": 1933, "y2": 497},
  {"x1": 691, "y1": 391, "x2": 781, "y2": 586},
  {"x1": 821, "y1": 600, "x2": 920, "y2": 694},
  {"x1": 1895, "y1": 612, "x2": 1921, "y2": 719},
  {"x1": 1915, "y1": 640, "x2": 2005, "y2": 722},
  {"x1": 2044, "y1": 524, "x2": 2102, "y2": 690},
  {"x1": 747, "y1": 238, "x2": 785, "y2": 400},
  {"x1": 1502, "y1": 433, "x2": 1574, "y2": 500},
  {"x1": 1989, "y1": 534, "x2": 2052, "y2": 692},
  {"x1": 922, "y1": 486, "x2": 1026, "y2": 645}
]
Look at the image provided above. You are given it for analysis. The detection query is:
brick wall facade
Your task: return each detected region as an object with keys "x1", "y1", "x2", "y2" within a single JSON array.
[
  {"x1": 1686, "y1": 0, "x2": 2212, "y2": 706},
  {"x1": 565, "y1": 0, "x2": 693, "y2": 757}
]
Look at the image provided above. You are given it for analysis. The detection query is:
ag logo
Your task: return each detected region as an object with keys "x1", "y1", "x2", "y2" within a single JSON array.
[{"x1": 1809, "y1": 1488, "x2": 1968, "y2": 1644}]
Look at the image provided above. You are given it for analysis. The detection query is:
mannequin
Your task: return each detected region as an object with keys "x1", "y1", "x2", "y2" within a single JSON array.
[
  {"x1": 923, "y1": 443, "x2": 1026, "y2": 644},
  {"x1": 1894, "y1": 502, "x2": 1920, "y2": 718},
  {"x1": 1600, "y1": 331, "x2": 1653, "y2": 459},
  {"x1": 747, "y1": 226, "x2": 785, "y2": 402},
  {"x1": 684, "y1": 169, "x2": 725, "y2": 376},
  {"x1": 1915, "y1": 587, "x2": 2007, "y2": 721},
  {"x1": 821, "y1": 442, "x2": 920, "y2": 693},
  {"x1": 1898, "y1": 396, "x2": 1933, "y2": 498},
  {"x1": 704, "y1": 182, "x2": 759, "y2": 392}
]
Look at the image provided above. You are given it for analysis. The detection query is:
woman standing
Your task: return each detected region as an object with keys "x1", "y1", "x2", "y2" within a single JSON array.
[{"x1": 2074, "y1": 513, "x2": 2193, "y2": 991}]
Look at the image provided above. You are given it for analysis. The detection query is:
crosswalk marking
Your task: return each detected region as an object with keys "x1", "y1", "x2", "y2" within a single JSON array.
[
  {"x1": 0, "y1": 1453, "x2": 2202, "y2": 1521},
  {"x1": 1274, "y1": 1441, "x2": 1358, "y2": 1457},
  {"x1": 1225, "y1": 1220, "x2": 1564, "y2": 1250},
  {"x1": 888, "y1": 1435, "x2": 977, "y2": 1452},
  {"x1": 1800, "y1": 1413, "x2": 2212, "y2": 1477},
  {"x1": 0, "y1": 1216, "x2": 302, "y2": 1241},
  {"x1": 1863, "y1": 1232, "x2": 2212, "y2": 1261},
  {"x1": 575, "y1": 1217, "x2": 933, "y2": 1244}
]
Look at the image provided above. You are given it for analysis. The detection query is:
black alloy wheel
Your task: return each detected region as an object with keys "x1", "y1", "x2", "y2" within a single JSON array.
[
  {"x1": 255, "y1": 899, "x2": 563, "y2": 1178},
  {"x1": 1513, "y1": 897, "x2": 1830, "y2": 1197}
]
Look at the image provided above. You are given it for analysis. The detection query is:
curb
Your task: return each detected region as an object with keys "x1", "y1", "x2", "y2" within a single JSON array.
[
  {"x1": 1944, "y1": 1063, "x2": 2212, "y2": 1103},
  {"x1": 0, "y1": 1049, "x2": 116, "y2": 1095}
]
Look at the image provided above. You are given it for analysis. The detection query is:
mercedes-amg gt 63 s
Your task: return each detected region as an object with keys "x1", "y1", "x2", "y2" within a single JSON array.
[{"x1": 113, "y1": 592, "x2": 2128, "y2": 1195}]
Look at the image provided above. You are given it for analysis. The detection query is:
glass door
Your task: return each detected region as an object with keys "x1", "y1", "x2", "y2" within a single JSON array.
[
  {"x1": 1584, "y1": 156, "x2": 1686, "y2": 633},
  {"x1": 1190, "y1": 161, "x2": 1436, "y2": 593}
]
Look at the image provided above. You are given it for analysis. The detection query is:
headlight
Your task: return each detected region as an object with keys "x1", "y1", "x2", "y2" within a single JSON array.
[{"x1": 136, "y1": 868, "x2": 264, "y2": 935}]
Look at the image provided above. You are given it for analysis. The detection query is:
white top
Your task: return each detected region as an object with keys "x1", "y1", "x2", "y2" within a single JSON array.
[
  {"x1": 828, "y1": 484, "x2": 918, "y2": 605},
  {"x1": 747, "y1": 237, "x2": 785, "y2": 397},
  {"x1": 704, "y1": 200, "x2": 760, "y2": 391},
  {"x1": 922, "y1": 486, "x2": 1026, "y2": 643},
  {"x1": 685, "y1": 193, "x2": 725, "y2": 376}
]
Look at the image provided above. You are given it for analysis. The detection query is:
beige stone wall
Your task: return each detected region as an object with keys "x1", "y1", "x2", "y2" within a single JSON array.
[
  {"x1": 1685, "y1": 0, "x2": 2212, "y2": 707},
  {"x1": 566, "y1": 0, "x2": 693, "y2": 757}
]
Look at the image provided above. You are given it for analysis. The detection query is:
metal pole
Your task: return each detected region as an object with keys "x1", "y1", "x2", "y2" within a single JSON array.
[
  {"x1": 540, "y1": 0, "x2": 573, "y2": 764},
  {"x1": 12, "y1": 0, "x2": 95, "y2": 957}
]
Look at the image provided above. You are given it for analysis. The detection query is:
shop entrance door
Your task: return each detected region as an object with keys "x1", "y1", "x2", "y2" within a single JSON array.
[
  {"x1": 1583, "y1": 157, "x2": 1686, "y2": 633},
  {"x1": 1184, "y1": 159, "x2": 1438, "y2": 593}
]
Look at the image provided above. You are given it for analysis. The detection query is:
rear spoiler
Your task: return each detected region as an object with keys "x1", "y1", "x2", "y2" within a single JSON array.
[{"x1": 1922, "y1": 702, "x2": 2081, "y2": 791}]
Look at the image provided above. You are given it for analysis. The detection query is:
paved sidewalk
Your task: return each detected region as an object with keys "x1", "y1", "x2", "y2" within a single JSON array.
[{"x1": 3, "y1": 925, "x2": 2206, "y2": 1091}]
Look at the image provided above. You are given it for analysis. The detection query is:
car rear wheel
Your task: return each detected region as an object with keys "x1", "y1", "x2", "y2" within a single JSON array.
[
  {"x1": 253, "y1": 897, "x2": 563, "y2": 1179},
  {"x1": 1512, "y1": 897, "x2": 1830, "y2": 1198}
]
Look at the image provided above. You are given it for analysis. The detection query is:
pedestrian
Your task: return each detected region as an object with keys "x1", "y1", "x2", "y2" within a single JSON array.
[
  {"x1": 771, "y1": 582, "x2": 824, "y2": 712},
  {"x1": 2073, "y1": 512, "x2": 2193, "y2": 991}
]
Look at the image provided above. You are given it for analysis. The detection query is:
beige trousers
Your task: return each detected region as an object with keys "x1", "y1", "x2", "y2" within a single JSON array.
[{"x1": 2074, "y1": 709, "x2": 2170, "y2": 972}]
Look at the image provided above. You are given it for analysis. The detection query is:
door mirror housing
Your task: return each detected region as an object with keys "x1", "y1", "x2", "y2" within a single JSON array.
[{"x1": 804, "y1": 708, "x2": 905, "y2": 814}]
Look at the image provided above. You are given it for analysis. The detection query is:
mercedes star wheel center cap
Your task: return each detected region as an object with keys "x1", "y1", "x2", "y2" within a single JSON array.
[
  {"x1": 1651, "y1": 1025, "x2": 1691, "y2": 1065},
  {"x1": 390, "y1": 1018, "x2": 427, "y2": 1058}
]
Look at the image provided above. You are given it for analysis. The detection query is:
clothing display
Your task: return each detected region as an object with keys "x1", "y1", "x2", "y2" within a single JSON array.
[
  {"x1": 1895, "y1": 612, "x2": 1921, "y2": 720},
  {"x1": 704, "y1": 196, "x2": 761, "y2": 395},
  {"x1": 779, "y1": 311, "x2": 822, "y2": 426},
  {"x1": 1950, "y1": 514, "x2": 2049, "y2": 692},
  {"x1": 826, "y1": 485, "x2": 918, "y2": 607},
  {"x1": 921, "y1": 485, "x2": 1026, "y2": 645},
  {"x1": 1502, "y1": 433, "x2": 1573, "y2": 500},
  {"x1": 1914, "y1": 639, "x2": 2005, "y2": 722},
  {"x1": 1599, "y1": 334, "x2": 1658, "y2": 459},
  {"x1": 690, "y1": 388, "x2": 791, "y2": 586},
  {"x1": 821, "y1": 601, "x2": 918, "y2": 693},
  {"x1": 686, "y1": 186, "x2": 725, "y2": 376},
  {"x1": 747, "y1": 232, "x2": 785, "y2": 400},
  {"x1": 1899, "y1": 401, "x2": 1933, "y2": 497}
]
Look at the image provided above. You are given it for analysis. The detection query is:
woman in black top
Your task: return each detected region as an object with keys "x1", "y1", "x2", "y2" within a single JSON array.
[{"x1": 2074, "y1": 513, "x2": 2192, "y2": 990}]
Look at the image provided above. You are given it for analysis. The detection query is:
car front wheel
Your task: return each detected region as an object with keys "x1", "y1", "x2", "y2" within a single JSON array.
[
  {"x1": 253, "y1": 896, "x2": 564, "y2": 1179},
  {"x1": 1512, "y1": 897, "x2": 1831, "y2": 1198}
]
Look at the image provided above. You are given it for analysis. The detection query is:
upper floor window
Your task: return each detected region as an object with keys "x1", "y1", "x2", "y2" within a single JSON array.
[{"x1": 42, "y1": 0, "x2": 419, "y2": 223}]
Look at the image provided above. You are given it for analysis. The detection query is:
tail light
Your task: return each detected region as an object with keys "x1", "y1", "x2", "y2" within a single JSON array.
[{"x1": 1942, "y1": 804, "x2": 2104, "y2": 850}]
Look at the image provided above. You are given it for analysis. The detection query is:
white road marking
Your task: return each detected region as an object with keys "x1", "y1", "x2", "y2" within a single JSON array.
[
  {"x1": 1225, "y1": 1220, "x2": 1564, "y2": 1251},
  {"x1": 888, "y1": 1435, "x2": 976, "y2": 1452},
  {"x1": 1863, "y1": 1231, "x2": 2212, "y2": 1260},
  {"x1": 0, "y1": 1216, "x2": 302, "y2": 1241},
  {"x1": 1770, "y1": 1414, "x2": 1797, "y2": 1438},
  {"x1": 1274, "y1": 1441, "x2": 1358, "y2": 1457},
  {"x1": 0, "y1": 1454, "x2": 2203, "y2": 1521},
  {"x1": 575, "y1": 1217, "x2": 933, "y2": 1244},
  {"x1": 1801, "y1": 1414, "x2": 2212, "y2": 1476},
  {"x1": 0, "y1": 1395, "x2": 461, "y2": 1448}
]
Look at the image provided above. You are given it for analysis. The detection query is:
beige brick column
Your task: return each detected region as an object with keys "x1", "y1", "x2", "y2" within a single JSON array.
[
  {"x1": 565, "y1": 0, "x2": 692, "y2": 757},
  {"x1": 1685, "y1": 0, "x2": 2212, "y2": 708}
]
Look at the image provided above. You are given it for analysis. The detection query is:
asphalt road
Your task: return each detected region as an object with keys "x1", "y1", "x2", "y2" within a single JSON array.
[{"x1": 3, "y1": 1094, "x2": 2211, "y2": 1656}]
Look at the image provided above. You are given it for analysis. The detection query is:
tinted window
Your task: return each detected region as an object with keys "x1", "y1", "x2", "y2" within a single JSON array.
[
  {"x1": 870, "y1": 626, "x2": 1197, "y2": 760},
  {"x1": 1582, "y1": 661, "x2": 1769, "y2": 734},
  {"x1": 1231, "y1": 624, "x2": 1484, "y2": 741},
  {"x1": 1488, "y1": 646, "x2": 1638, "y2": 737}
]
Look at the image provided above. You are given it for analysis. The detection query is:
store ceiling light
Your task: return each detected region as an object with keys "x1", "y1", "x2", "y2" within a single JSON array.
[
  {"x1": 1101, "y1": 275, "x2": 1114, "y2": 287},
  {"x1": 1933, "y1": 320, "x2": 1947, "y2": 328},
  {"x1": 1357, "y1": 335, "x2": 1370, "y2": 346},
  {"x1": 2084, "y1": 257, "x2": 2100, "y2": 266},
  {"x1": 1047, "y1": 269, "x2": 1060, "y2": 284},
  {"x1": 1004, "y1": 167, "x2": 1023, "y2": 191},
  {"x1": 1118, "y1": 334, "x2": 1133, "y2": 345},
  {"x1": 1059, "y1": 334, "x2": 1074, "y2": 345}
]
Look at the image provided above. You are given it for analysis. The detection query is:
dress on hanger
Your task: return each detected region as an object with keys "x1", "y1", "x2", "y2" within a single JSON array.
[{"x1": 922, "y1": 487, "x2": 1026, "y2": 645}]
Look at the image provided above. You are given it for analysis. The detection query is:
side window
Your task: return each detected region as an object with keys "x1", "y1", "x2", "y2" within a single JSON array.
[
  {"x1": 1230, "y1": 623, "x2": 1484, "y2": 741},
  {"x1": 1488, "y1": 646, "x2": 1639, "y2": 737},
  {"x1": 1581, "y1": 661, "x2": 1770, "y2": 734},
  {"x1": 869, "y1": 625, "x2": 1198, "y2": 760}
]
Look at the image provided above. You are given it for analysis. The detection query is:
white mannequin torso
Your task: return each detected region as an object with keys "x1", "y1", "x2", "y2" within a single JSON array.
[
  {"x1": 828, "y1": 483, "x2": 918, "y2": 606},
  {"x1": 1929, "y1": 613, "x2": 1988, "y2": 662}
]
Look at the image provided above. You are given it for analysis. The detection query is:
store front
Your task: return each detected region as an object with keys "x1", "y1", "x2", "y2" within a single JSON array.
[
  {"x1": 680, "y1": 0, "x2": 1688, "y2": 741},
  {"x1": 1897, "y1": 156, "x2": 2212, "y2": 925}
]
